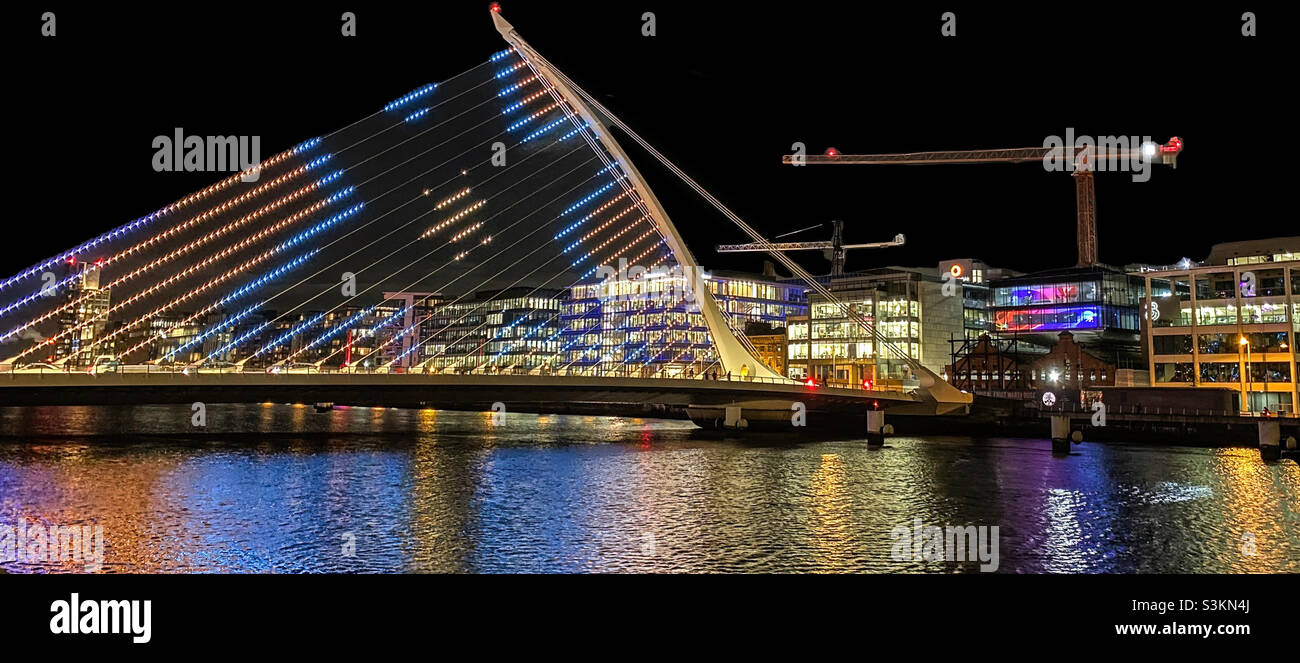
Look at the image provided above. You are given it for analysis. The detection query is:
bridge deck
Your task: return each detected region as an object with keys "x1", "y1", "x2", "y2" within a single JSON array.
[{"x1": 0, "y1": 372, "x2": 932, "y2": 414}]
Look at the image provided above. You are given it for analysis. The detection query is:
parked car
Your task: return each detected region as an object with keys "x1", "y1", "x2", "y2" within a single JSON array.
[
  {"x1": 196, "y1": 361, "x2": 240, "y2": 374},
  {"x1": 88, "y1": 355, "x2": 121, "y2": 374},
  {"x1": 268, "y1": 362, "x2": 317, "y2": 374},
  {"x1": 11, "y1": 362, "x2": 64, "y2": 374}
]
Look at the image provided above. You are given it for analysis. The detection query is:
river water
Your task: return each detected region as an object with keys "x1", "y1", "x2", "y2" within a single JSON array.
[{"x1": 1, "y1": 404, "x2": 1296, "y2": 573}]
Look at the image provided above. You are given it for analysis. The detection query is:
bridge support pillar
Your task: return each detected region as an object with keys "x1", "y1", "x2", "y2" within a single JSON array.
[
  {"x1": 723, "y1": 405, "x2": 748, "y2": 430},
  {"x1": 1258, "y1": 421, "x2": 1281, "y2": 461},
  {"x1": 866, "y1": 410, "x2": 887, "y2": 446},
  {"x1": 1050, "y1": 415, "x2": 1072, "y2": 454}
]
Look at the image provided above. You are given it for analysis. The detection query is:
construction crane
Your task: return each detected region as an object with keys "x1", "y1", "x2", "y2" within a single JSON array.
[
  {"x1": 716, "y1": 220, "x2": 904, "y2": 277},
  {"x1": 781, "y1": 137, "x2": 1183, "y2": 266}
]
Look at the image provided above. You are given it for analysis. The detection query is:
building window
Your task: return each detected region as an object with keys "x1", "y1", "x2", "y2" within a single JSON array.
[
  {"x1": 1154, "y1": 362, "x2": 1195, "y2": 383},
  {"x1": 1153, "y1": 334, "x2": 1192, "y2": 355}
]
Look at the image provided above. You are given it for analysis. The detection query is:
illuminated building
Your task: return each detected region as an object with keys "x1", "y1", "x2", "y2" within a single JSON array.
[
  {"x1": 55, "y1": 264, "x2": 112, "y2": 367},
  {"x1": 1135, "y1": 237, "x2": 1299, "y2": 413},
  {"x1": 118, "y1": 313, "x2": 201, "y2": 363},
  {"x1": 937, "y1": 258, "x2": 1016, "y2": 339},
  {"x1": 308, "y1": 306, "x2": 381, "y2": 367},
  {"x1": 262, "y1": 312, "x2": 326, "y2": 367},
  {"x1": 989, "y1": 265, "x2": 1145, "y2": 345},
  {"x1": 419, "y1": 288, "x2": 562, "y2": 374},
  {"x1": 561, "y1": 270, "x2": 805, "y2": 378},
  {"x1": 946, "y1": 331, "x2": 1139, "y2": 393},
  {"x1": 201, "y1": 312, "x2": 270, "y2": 365},
  {"x1": 784, "y1": 266, "x2": 972, "y2": 386},
  {"x1": 785, "y1": 314, "x2": 810, "y2": 380},
  {"x1": 706, "y1": 269, "x2": 808, "y2": 330},
  {"x1": 741, "y1": 321, "x2": 787, "y2": 376},
  {"x1": 377, "y1": 291, "x2": 441, "y2": 369}
]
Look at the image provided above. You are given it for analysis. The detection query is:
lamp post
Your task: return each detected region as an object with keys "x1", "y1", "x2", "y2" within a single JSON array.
[
  {"x1": 1285, "y1": 341, "x2": 1293, "y2": 415},
  {"x1": 1239, "y1": 336, "x2": 1252, "y2": 413}
]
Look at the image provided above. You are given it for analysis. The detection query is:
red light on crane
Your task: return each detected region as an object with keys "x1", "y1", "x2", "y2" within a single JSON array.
[
  {"x1": 824, "y1": 147, "x2": 840, "y2": 157},
  {"x1": 1161, "y1": 136, "x2": 1183, "y2": 153},
  {"x1": 489, "y1": 2, "x2": 501, "y2": 12}
]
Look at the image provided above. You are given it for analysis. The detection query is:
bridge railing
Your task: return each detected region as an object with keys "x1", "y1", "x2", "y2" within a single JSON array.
[
  {"x1": 0, "y1": 362, "x2": 917, "y2": 394},
  {"x1": 1035, "y1": 402, "x2": 1298, "y2": 419}
]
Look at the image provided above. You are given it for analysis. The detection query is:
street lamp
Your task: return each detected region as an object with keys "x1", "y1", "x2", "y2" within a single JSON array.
[{"x1": 1239, "y1": 336, "x2": 1252, "y2": 413}]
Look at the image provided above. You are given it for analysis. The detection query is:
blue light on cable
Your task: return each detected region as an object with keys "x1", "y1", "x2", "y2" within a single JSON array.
[
  {"x1": 559, "y1": 123, "x2": 591, "y2": 141},
  {"x1": 494, "y1": 62, "x2": 527, "y2": 79},
  {"x1": 315, "y1": 170, "x2": 344, "y2": 187},
  {"x1": 519, "y1": 118, "x2": 567, "y2": 143},
  {"x1": 297, "y1": 306, "x2": 377, "y2": 356},
  {"x1": 164, "y1": 300, "x2": 266, "y2": 361},
  {"x1": 383, "y1": 84, "x2": 437, "y2": 112},
  {"x1": 213, "y1": 251, "x2": 317, "y2": 309},
  {"x1": 251, "y1": 312, "x2": 327, "y2": 359},
  {"x1": 497, "y1": 77, "x2": 536, "y2": 97},
  {"x1": 203, "y1": 321, "x2": 271, "y2": 365}
]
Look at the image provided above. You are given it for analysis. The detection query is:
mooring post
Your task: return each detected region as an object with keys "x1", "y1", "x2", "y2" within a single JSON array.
[
  {"x1": 866, "y1": 410, "x2": 886, "y2": 446},
  {"x1": 1258, "y1": 420, "x2": 1281, "y2": 461},
  {"x1": 1050, "y1": 414, "x2": 1072, "y2": 454}
]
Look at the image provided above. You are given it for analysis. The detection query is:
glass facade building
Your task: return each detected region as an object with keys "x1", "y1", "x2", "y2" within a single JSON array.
[
  {"x1": 991, "y1": 266, "x2": 1144, "y2": 340},
  {"x1": 560, "y1": 271, "x2": 806, "y2": 378},
  {"x1": 416, "y1": 288, "x2": 562, "y2": 374},
  {"x1": 784, "y1": 267, "x2": 964, "y2": 386},
  {"x1": 54, "y1": 265, "x2": 113, "y2": 367},
  {"x1": 1136, "y1": 242, "x2": 1299, "y2": 413}
]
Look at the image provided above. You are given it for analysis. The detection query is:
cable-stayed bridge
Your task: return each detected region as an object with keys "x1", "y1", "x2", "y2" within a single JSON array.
[{"x1": 0, "y1": 9, "x2": 970, "y2": 430}]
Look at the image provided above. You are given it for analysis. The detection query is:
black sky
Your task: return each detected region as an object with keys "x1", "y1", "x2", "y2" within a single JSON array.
[{"x1": 10, "y1": 3, "x2": 1287, "y2": 278}]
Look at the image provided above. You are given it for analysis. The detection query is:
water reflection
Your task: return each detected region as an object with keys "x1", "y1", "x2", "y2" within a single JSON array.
[{"x1": 0, "y1": 405, "x2": 1296, "y2": 573}]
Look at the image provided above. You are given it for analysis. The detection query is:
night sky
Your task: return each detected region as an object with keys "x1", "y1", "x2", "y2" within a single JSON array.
[{"x1": 11, "y1": 4, "x2": 1285, "y2": 279}]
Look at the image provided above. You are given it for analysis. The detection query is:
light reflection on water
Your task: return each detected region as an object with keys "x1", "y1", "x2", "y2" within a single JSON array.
[{"x1": 0, "y1": 404, "x2": 1296, "y2": 573}]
